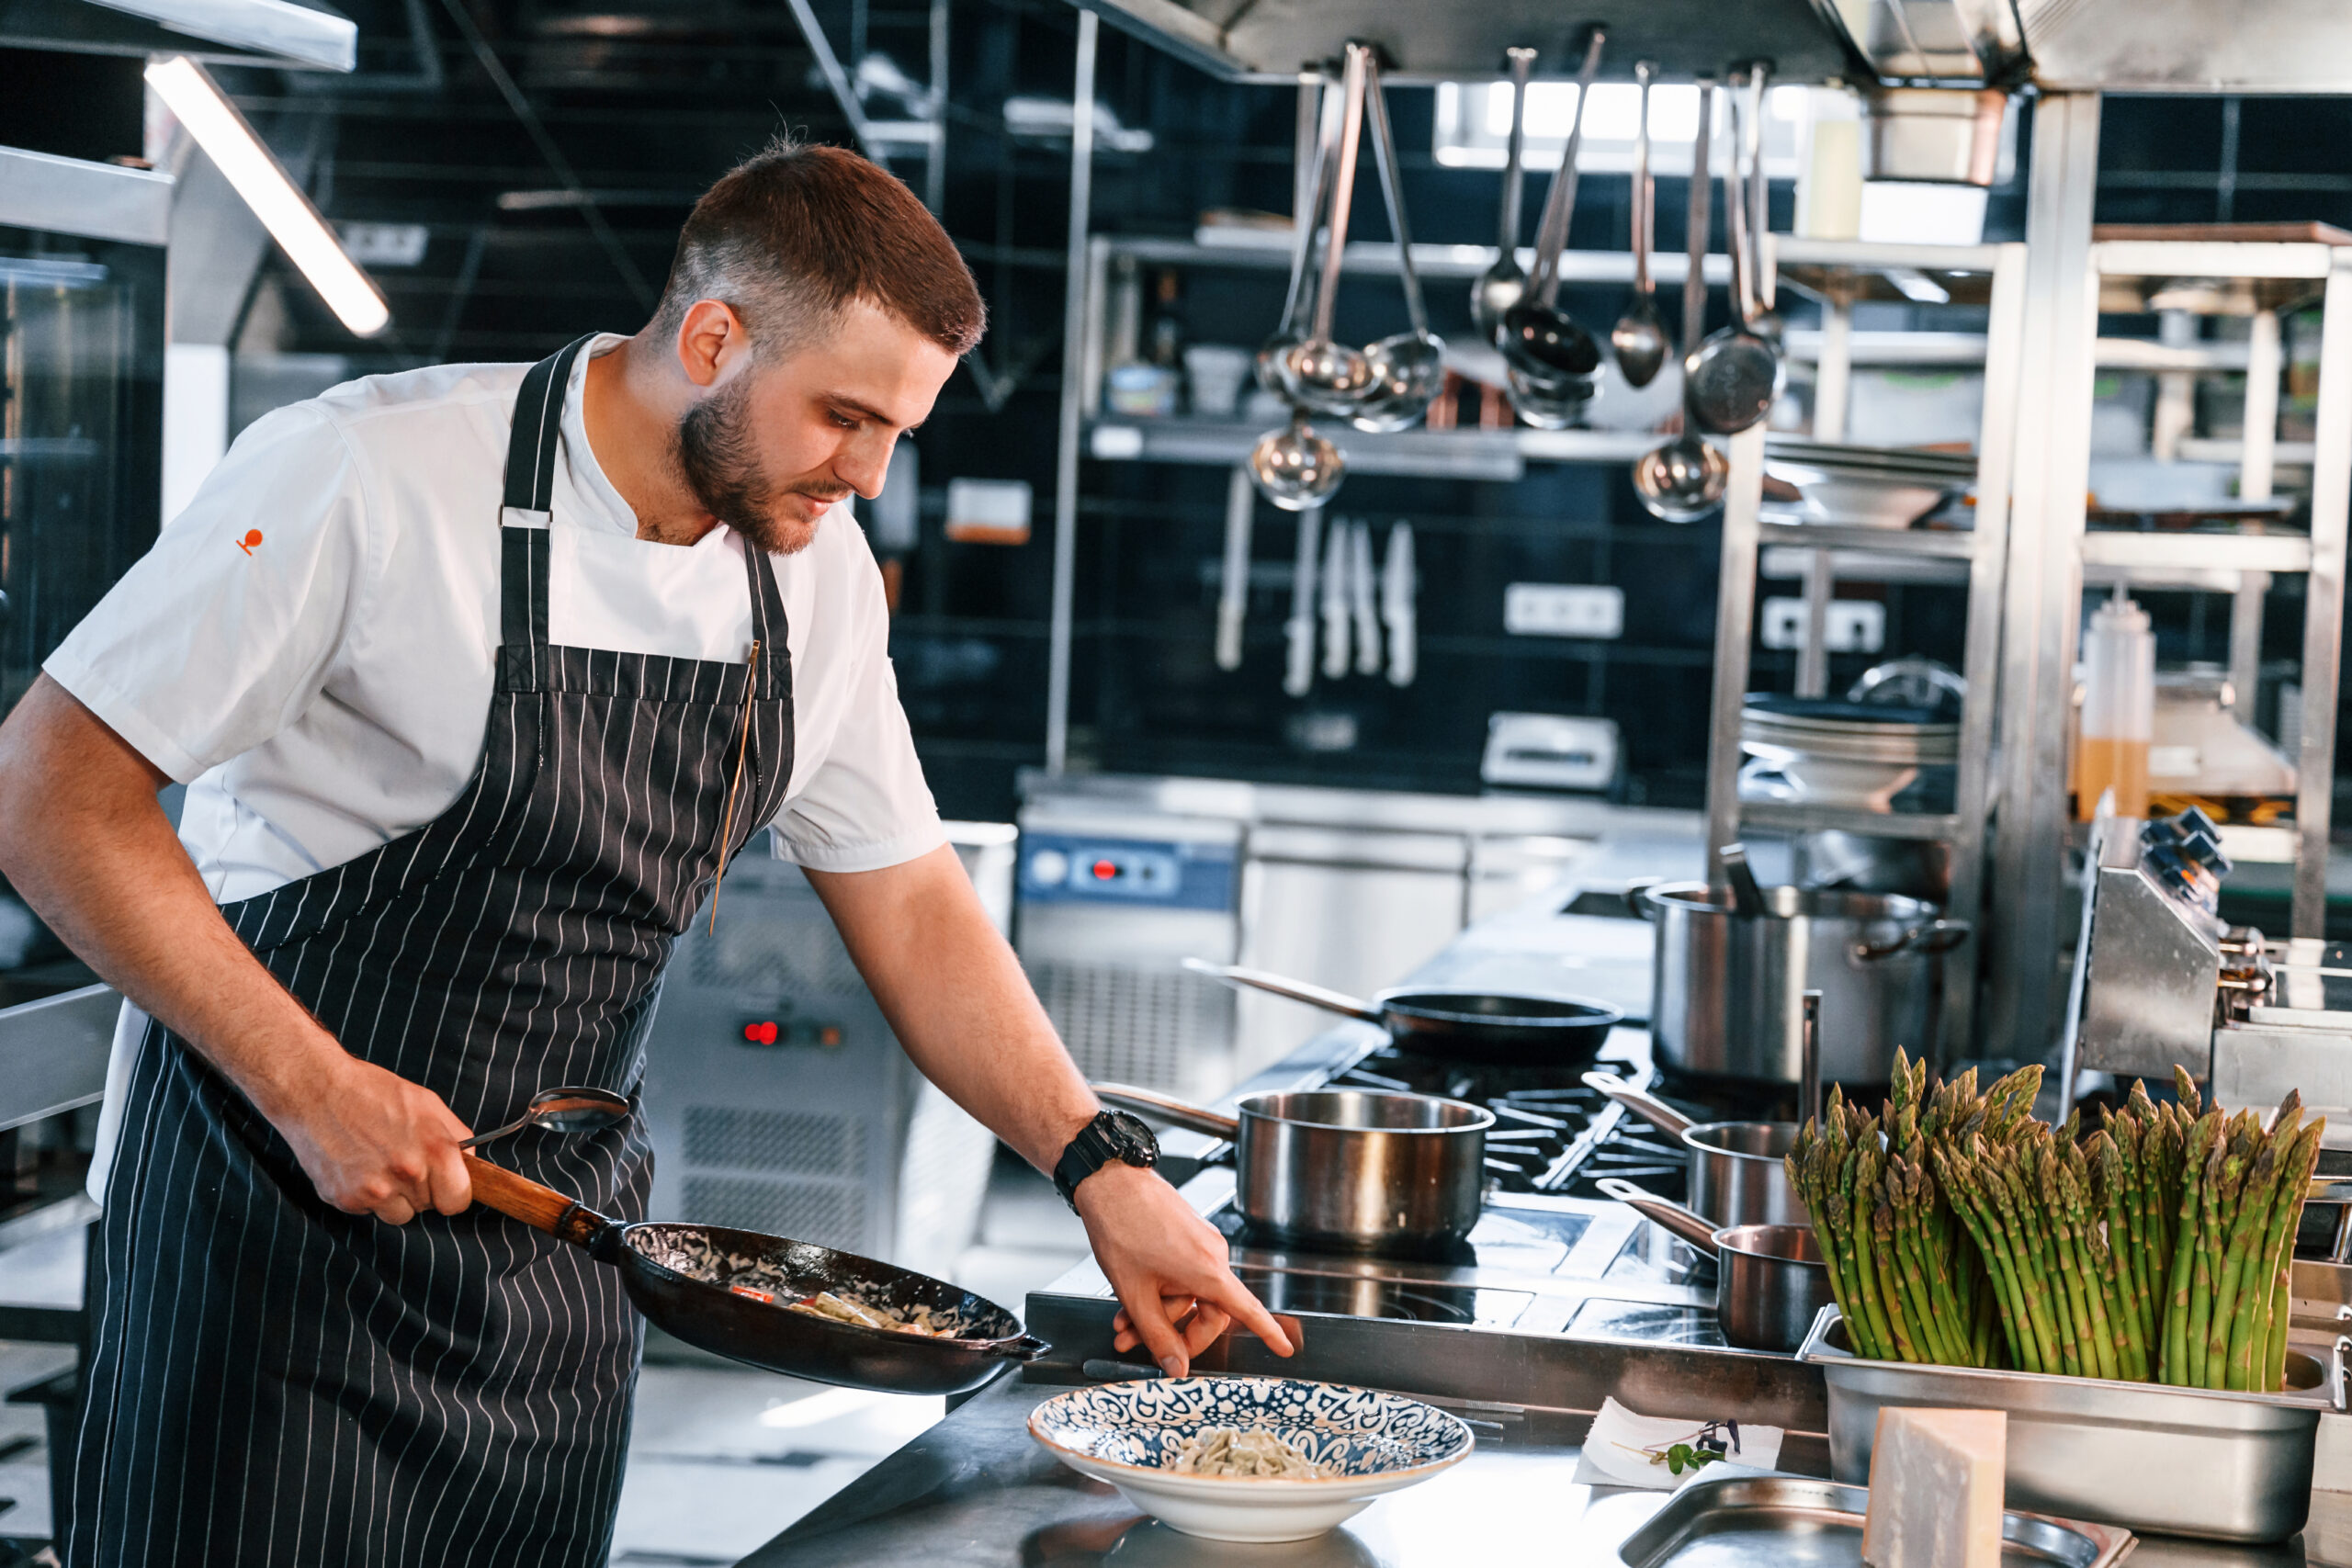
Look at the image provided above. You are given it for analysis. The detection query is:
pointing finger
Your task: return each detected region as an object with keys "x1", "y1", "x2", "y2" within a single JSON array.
[
  {"x1": 1200, "y1": 1271, "x2": 1294, "y2": 1357},
  {"x1": 1119, "y1": 1286, "x2": 1193, "y2": 1379}
]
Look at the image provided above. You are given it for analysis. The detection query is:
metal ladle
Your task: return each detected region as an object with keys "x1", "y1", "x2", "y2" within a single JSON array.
[
  {"x1": 459, "y1": 1086, "x2": 632, "y2": 1150},
  {"x1": 1682, "y1": 70, "x2": 1781, "y2": 436},
  {"x1": 1469, "y1": 47, "x2": 1536, "y2": 341},
  {"x1": 1255, "y1": 78, "x2": 1338, "y2": 400},
  {"x1": 1632, "y1": 79, "x2": 1729, "y2": 522},
  {"x1": 1742, "y1": 64, "x2": 1785, "y2": 349},
  {"x1": 1277, "y1": 45, "x2": 1377, "y2": 416},
  {"x1": 1498, "y1": 28, "x2": 1608, "y2": 393},
  {"x1": 1249, "y1": 405, "x2": 1344, "y2": 511},
  {"x1": 1351, "y1": 47, "x2": 1444, "y2": 433},
  {"x1": 1609, "y1": 61, "x2": 1669, "y2": 389}
]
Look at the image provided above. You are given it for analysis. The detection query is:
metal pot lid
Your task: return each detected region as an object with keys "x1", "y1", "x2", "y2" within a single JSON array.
[
  {"x1": 1640, "y1": 881, "x2": 1940, "y2": 921},
  {"x1": 1742, "y1": 694, "x2": 1951, "y2": 728}
]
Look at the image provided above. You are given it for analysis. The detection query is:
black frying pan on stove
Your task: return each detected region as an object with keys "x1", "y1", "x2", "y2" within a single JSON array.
[
  {"x1": 463, "y1": 1155, "x2": 1046, "y2": 1395},
  {"x1": 1183, "y1": 959, "x2": 1622, "y2": 1066}
]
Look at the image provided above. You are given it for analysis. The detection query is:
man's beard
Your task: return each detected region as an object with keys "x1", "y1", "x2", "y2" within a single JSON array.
[{"x1": 675, "y1": 377, "x2": 844, "y2": 555}]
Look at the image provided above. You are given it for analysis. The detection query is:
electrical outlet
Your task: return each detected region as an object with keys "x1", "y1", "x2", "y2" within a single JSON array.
[
  {"x1": 1760, "y1": 597, "x2": 1886, "y2": 654},
  {"x1": 1504, "y1": 583, "x2": 1623, "y2": 639}
]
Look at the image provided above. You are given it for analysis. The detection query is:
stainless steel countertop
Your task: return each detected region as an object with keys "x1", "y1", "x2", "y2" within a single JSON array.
[{"x1": 741, "y1": 1374, "x2": 2352, "y2": 1567}]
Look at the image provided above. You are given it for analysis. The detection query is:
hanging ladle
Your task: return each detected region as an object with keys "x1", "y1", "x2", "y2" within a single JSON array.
[
  {"x1": 1469, "y1": 47, "x2": 1536, "y2": 341},
  {"x1": 1632, "y1": 77, "x2": 1730, "y2": 523},
  {"x1": 459, "y1": 1085, "x2": 632, "y2": 1150},
  {"x1": 1256, "y1": 77, "x2": 1340, "y2": 399},
  {"x1": 1742, "y1": 64, "x2": 1785, "y2": 349},
  {"x1": 1249, "y1": 404, "x2": 1345, "y2": 511},
  {"x1": 1351, "y1": 47, "x2": 1444, "y2": 433},
  {"x1": 1276, "y1": 45, "x2": 1378, "y2": 416},
  {"x1": 1682, "y1": 67, "x2": 1781, "y2": 437},
  {"x1": 1610, "y1": 61, "x2": 1669, "y2": 389},
  {"x1": 1498, "y1": 28, "x2": 1608, "y2": 395}
]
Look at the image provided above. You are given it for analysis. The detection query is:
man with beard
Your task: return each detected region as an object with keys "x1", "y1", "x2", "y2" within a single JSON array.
[{"x1": 0, "y1": 140, "x2": 1289, "y2": 1568}]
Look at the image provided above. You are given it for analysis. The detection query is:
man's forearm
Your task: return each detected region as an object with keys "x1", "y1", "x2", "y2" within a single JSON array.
[
  {"x1": 0, "y1": 677, "x2": 345, "y2": 1121},
  {"x1": 806, "y1": 844, "x2": 1097, "y2": 1171}
]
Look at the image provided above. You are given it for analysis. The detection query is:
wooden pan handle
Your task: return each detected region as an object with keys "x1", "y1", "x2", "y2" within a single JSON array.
[{"x1": 465, "y1": 1153, "x2": 603, "y2": 1248}]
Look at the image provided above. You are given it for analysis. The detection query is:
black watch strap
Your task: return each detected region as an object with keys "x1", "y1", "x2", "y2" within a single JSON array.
[{"x1": 1053, "y1": 1110, "x2": 1159, "y2": 1212}]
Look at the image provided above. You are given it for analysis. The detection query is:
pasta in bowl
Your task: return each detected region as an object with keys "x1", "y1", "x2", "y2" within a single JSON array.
[{"x1": 1027, "y1": 1376, "x2": 1474, "y2": 1541}]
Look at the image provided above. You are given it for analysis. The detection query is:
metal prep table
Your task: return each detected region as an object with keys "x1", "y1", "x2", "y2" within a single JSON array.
[{"x1": 740, "y1": 1373, "x2": 2352, "y2": 1568}]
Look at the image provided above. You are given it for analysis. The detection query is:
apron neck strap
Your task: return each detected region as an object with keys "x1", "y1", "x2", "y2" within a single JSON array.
[
  {"x1": 503, "y1": 334, "x2": 596, "y2": 517},
  {"x1": 500, "y1": 335, "x2": 596, "y2": 658}
]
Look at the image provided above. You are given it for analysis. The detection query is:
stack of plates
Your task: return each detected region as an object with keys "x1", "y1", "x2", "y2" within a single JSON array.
[
  {"x1": 1741, "y1": 696, "x2": 1957, "y2": 811},
  {"x1": 1761, "y1": 439, "x2": 1978, "y2": 530}
]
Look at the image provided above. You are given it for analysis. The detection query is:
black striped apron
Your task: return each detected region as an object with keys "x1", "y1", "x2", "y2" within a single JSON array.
[{"x1": 67, "y1": 336, "x2": 797, "y2": 1568}]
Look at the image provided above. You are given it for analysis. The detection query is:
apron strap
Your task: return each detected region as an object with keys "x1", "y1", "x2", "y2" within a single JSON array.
[
  {"x1": 741, "y1": 538, "x2": 793, "y2": 700},
  {"x1": 498, "y1": 335, "x2": 597, "y2": 686}
]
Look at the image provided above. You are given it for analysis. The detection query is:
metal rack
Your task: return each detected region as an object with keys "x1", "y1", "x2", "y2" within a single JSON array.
[
  {"x1": 1982, "y1": 102, "x2": 2352, "y2": 1056},
  {"x1": 1698, "y1": 237, "x2": 2030, "y2": 1060},
  {"x1": 1043, "y1": 223, "x2": 1744, "y2": 772}
]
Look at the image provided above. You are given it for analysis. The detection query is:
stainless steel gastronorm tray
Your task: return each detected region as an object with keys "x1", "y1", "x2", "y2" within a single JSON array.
[
  {"x1": 1798, "y1": 1306, "x2": 2346, "y2": 1543},
  {"x1": 1617, "y1": 1475, "x2": 2128, "y2": 1568}
]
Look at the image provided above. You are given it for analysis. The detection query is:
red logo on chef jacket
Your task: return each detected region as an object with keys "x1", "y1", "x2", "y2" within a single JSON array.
[{"x1": 236, "y1": 529, "x2": 264, "y2": 555}]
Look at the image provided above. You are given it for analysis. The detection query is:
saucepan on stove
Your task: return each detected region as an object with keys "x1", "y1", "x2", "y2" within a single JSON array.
[
  {"x1": 1582, "y1": 991, "x2": 1823, "y2": 1229},
  {"x1": 462, "y1": 1155, "x2": 1047, "y2": 1395},
  {"x1": 1584, "y1": 1071, "x2": 1807, "y2": 1229},
  {"x1": 1597, "y1": 1177, "x2": 1834, "y2": 1354},
  {"x1": 1182, "y1": 958, "x2": 1622, "y2": 1066},
  {"x1": 1091, "y1": 1083, "x2": 1493, "y2": 1256}
]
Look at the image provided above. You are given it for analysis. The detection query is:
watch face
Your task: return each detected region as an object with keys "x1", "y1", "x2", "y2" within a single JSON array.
[{"x1": 1104, "y1": 1110, "x2": 1159, "y2": 1166}]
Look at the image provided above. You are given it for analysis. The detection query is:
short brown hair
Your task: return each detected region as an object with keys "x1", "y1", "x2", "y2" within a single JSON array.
[{"x1": 654, "y1": 138, "x2": 984, "y2": 358}]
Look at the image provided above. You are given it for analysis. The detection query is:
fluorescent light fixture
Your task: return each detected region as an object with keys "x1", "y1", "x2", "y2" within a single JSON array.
[{"x1": 144, "y1": 56, "x2": 389, "y2": 337}]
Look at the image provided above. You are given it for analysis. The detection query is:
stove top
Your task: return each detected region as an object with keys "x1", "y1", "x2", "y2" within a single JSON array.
[
  {"x1": 1029, "y1": 1022, "x2": 1833, "y2": 1371},
  {"x1": 1319, "y1": 1027, "x2": 1700, "y2": 1205}
]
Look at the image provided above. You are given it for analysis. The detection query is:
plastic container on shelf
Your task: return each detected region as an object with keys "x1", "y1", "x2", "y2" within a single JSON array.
[{"x1": 2075, "y1": 588, "x2": 2155, "y2": 821}]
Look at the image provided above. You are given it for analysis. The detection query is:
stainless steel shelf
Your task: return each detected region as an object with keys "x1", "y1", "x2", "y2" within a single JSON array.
[
  {"x1": 1085, "y1": 419, "x2": 1657, "y2": 479},
  {"x1": 1757, "y1": 522, "x2": 1980, "y2": 558},
  {"x1": 1121, "y1": 232, "x2": 1739, "y2": 288},
  {"x1": 1780, "y1": 332, "x2": 2264, "y2": 372},
  {"x1": 1736, "y1": 803, "x2": 1963, "y2": 841},
  {"x1": 2076, "y1": 530, "x2": 2313, "y2": 573}
]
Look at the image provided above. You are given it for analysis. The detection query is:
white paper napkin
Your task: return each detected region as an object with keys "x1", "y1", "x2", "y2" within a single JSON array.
[{"x1": 1571, "y1": 1397, "x2": 1786, "y2": 1490}]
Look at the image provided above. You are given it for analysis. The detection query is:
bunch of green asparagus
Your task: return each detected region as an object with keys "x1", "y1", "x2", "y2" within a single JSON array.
[{"x1": 1785, "y1": 1057, "x2": 2322, "y2": 1391}]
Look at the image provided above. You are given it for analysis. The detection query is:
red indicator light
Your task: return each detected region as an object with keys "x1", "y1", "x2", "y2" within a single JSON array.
[
  {"x1": 818, "y1": 1026, "x2": 842, "y2": 1047},
  {"x1": 1092, "y1": 859, "x2": 1118, "y2": 880},
  {"x1": 741, "y1": 1021, "x2": 780, "y2": 1045}
]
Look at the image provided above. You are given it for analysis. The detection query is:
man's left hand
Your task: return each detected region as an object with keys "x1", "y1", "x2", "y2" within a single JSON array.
[{"x1": 1074, "y1": 1161, "x2": 1295, "y2": 1378}]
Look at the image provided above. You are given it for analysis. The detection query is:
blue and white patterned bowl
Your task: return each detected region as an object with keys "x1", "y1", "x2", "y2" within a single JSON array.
[{"x1": 1027, "y1": 1376, "x2": 1475, "y2": 1541}]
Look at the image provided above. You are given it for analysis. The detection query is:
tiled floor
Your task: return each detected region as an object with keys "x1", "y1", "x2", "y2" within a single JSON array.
[{"x1": 0, "y1": 1152, "x2": 1091, "y2": 1565}]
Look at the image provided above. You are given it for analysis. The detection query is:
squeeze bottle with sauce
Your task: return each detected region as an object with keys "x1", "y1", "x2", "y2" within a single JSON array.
[{"x1": 2075, "y1": 588, "x2": 2154, "y2": 820}]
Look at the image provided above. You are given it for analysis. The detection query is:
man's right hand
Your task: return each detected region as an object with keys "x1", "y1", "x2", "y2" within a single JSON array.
[{"x1": 273, "y1": 1055, "x2": 474, "y2": 1224}]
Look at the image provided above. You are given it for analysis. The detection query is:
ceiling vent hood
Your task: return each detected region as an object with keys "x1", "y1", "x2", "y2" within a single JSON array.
[
  {"x1": 0, "y1": 0, "x2": 356, "y2": 71},
  {"x1": 1073, "y1": 0, "x2": 2352, "y2": 93}
]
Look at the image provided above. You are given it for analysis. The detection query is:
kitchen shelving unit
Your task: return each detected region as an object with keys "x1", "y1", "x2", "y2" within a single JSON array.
[
  {"x1": 1979, "y1": 153, "x2": 2352, "y2": 1055},
  {"x1": 1045, "y1": 225, "x2": 1746, "y2": 779},
  {"x1": 1696, "y1": 237, "x2": 2030, "y2": 1061}
]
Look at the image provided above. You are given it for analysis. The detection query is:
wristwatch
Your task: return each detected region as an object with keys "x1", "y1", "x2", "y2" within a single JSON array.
[{"x1": 1053, "y1": 1109, "x2": 1159, "y2": 1212}]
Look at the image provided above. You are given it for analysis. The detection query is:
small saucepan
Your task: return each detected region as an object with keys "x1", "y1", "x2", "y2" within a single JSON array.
[
  {"x1": 1183, "y1": 959, "x2": 1622, "y2": 1067},
  {"x1": 1597, "y1": 1176, "x2": 1833, "y2": 1354},
  {"x1": 1583, "y1": 1071, "x2": 1808, "y2": 1229},
  {"x1": 1092, "y1": 1082, "x2": 1492, "y2": 1256}
]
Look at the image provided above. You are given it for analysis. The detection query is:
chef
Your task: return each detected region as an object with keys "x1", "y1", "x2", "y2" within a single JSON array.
[{"x1": 0, "y1": 139, "x2": 1290, "y2": 1568}]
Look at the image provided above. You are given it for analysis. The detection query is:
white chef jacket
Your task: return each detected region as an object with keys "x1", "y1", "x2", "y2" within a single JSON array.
[{"x1": 50, "y1": 334, "x2": 944, "y2": 1197}]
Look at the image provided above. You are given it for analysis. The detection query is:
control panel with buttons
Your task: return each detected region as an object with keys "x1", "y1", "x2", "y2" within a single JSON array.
[{"x1": 1016, "y1": 833, "x2": 1236, "y2": 911}]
